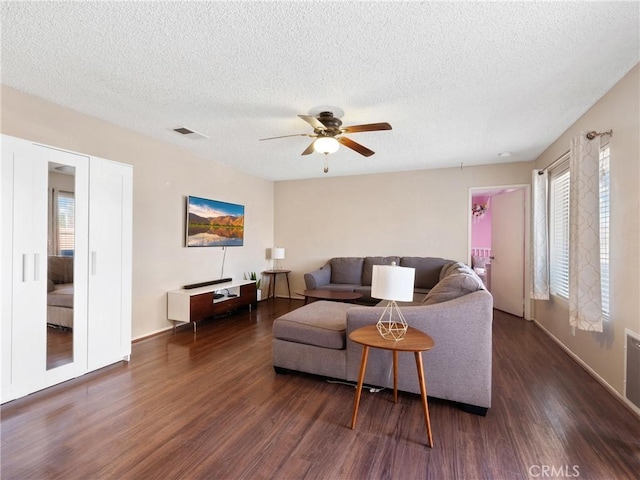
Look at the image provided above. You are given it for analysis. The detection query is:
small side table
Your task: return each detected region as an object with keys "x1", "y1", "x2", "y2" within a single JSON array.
[
  {"x1": 263, "y1": 269, "x2": 291, "y2": 299},
  {"x1": 349, "y1": 324, "x2": 435, "y2": 447}
]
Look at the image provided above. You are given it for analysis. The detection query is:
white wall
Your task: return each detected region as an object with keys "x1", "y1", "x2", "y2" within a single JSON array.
[
  {"x1": 1, "y1": 86, "x2": 275, "y2": 339},
  {"x1": 274, "y1": 161, "x2": 533, "y2": 297},
  {"x1": 533, "y1": 64, "x2": 640, "y2": 396}
]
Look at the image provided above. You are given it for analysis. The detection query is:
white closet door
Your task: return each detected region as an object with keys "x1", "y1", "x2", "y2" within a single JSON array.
[
  {"x1": 88, "y1": 157, "x2": 132, "y2": 371},
  {"x1": 3, "y1": 138, "x2": 48, "y2": 400},
  {"x1": 40, "y1": 146, "x2": 90, "y2": 387},
  {"x1": 1, "y1": 137, "x2": 13, "y2": 401}
]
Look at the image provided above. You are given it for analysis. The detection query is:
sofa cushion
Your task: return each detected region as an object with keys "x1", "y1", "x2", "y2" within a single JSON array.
[
  {"x1": 272, "y1": 301, "x2": 351, "y2": 350},
  {"x1": 362, "y1": 256, "x2": 401, "y2": 286},
  {"x1": 325, "y1": 283, "x2": 361, "y2": 292},
  {"x1": 330, "y1": 257, "x2": 364, "y2": 285},
  {"x1": 413, "y1": 287, "x2": 430, "y2": 296},
  {"x1": 400, "y1": 257, "x2": 450, "y2": 289},
  {"x1": 423, "y1": 272, "x2": 485, "y2": 305},
  {"x1": 354, "y1": 285, "x2": 373, "y2": 294}
]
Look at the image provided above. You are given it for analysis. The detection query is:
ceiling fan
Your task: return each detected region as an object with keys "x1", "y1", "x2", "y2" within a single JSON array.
[{"x1": 259, "y1": 111, "x2": 392, "y2": 171}]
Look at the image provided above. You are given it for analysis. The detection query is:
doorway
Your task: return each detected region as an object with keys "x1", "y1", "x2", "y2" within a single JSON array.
[{"x1": 469, "y1": 185, "x2": 531, "y2": 319}]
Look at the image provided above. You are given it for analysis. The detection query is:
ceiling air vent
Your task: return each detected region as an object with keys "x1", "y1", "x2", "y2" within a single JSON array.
[{"x1": 171, "y1": 127, "x2": 209, "y2": 140}]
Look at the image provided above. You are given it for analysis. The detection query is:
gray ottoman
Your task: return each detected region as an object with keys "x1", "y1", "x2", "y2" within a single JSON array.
[{"x1": 272, "y1": 301, "x2": 353, "y2": 379}]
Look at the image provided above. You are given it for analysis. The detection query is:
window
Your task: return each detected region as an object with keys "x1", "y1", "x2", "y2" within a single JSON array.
[
  {"x1": 57, "y1": 191, "x2": 75, "y2": 256},
  {"x1": 550, "y1": 160, "x2": 570, "y2": 299},
  {"x1": 548, "y1": 146, "x2": 610, "y2": 317}
]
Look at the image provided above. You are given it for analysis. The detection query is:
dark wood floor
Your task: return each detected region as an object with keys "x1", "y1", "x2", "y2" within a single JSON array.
[
  {"x1": 46, "y1": 326, "x2": 73, "y2": 370},
  {"x1": 2, "y1": 299, "x2": 639, "y2": 479}
]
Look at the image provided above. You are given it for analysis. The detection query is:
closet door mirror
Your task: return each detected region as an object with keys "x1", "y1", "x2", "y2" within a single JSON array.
[{"x1": 47, "y1": 163, "x2": 75, "y2": 370}]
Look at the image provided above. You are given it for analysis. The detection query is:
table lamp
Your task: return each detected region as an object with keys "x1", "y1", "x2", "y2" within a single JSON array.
[
  {"x1": 273, "y1": 247, "x2": 285, "y2": 270},
  {"x1": 371, "y1": 263, "x2": 415, "y2": 341}
]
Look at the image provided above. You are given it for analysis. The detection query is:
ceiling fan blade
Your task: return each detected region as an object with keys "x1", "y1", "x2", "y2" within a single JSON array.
[
  {"x1": 259, "y1": 133, "x2": 311, "y2": 141},
  {"x1": 341, "y1": 122, "x2": 392, "y2": 134},
  {"x1": 338, "y1": 136, "x2": 375, "y2": 157},
  {"x1": 301, "y1": 140, "x2": 316, "y2": 155},
  {"x1": 298, "y1": 114, "x2": 326, "y2": 131}
]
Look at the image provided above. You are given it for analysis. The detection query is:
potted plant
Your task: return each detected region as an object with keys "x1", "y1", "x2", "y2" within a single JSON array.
[{"x1": 245, "y1": 271, "x2": 262, "y2": 301}]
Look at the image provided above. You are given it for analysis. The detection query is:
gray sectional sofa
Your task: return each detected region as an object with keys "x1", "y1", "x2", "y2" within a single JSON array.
[
  {"x1": 304, "y1": 256, "x2": 453, "y2": 303},
  {"x1": 274, "y1": 260, "x2": 493, "y2": 415}
]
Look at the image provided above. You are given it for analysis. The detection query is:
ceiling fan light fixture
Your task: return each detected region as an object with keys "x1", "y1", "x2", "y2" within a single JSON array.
[{"x1": 313, "y1": 136, "x2": 339, "y2": 154}]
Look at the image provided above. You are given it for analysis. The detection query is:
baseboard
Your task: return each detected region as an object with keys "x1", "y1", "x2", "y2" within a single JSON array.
[
  {"x1": 132, "y1": 325, "x2": 174, "y2": 342},
  {"x1": 533, "y1": 319, "x2": 640, "y2": 420}
]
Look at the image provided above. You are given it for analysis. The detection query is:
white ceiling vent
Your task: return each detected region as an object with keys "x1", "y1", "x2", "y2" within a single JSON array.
[{"x1": 172, "y1": 127, "x2": 209, "y2": 140}]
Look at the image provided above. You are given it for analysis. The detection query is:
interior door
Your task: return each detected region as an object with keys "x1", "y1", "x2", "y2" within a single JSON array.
[{"x1": 491, "y1": 189, "x2": 525, "y2": 317}]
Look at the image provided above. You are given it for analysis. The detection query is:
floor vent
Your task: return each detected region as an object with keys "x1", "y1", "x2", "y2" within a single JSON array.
[{"x1": 625, "y1": 330, "x2": 640, "y2": 410}]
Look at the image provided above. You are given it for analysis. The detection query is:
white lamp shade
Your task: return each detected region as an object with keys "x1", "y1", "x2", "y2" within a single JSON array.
[
  {"x1": 371, "y1": 265, "x2": 415, "y2": 302},
  {"x1": 313, "y1": 137, "x2": 339, "y2": 154},
  {"x1": 273, "y1": 247, "x2": 285, "y2": 260}
]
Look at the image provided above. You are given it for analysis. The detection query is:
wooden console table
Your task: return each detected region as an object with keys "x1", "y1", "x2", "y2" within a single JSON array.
[{"x1": 167, "y1": 279, "x2": 256, "y2": 332}]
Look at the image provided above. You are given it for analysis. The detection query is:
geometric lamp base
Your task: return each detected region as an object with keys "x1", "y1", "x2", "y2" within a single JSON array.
[{"x1": 376, "y1": 300, "x2": 408, "y2": 341}]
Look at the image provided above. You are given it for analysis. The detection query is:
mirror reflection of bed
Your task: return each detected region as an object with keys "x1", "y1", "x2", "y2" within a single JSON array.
[{"x1": 47, "y1": 164, "x2": 75, "y2": 370}]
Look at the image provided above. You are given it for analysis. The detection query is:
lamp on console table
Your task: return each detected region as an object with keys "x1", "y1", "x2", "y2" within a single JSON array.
[
  {"x1": 371, "y1": 263, "x2": 415, "y2": 341},
  {"x1": 273, "y1": 247, "x2": 285, "y2": 270}
]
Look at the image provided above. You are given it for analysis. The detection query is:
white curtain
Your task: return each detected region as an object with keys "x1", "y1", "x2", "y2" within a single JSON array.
[
  {"x1": 530, "y1": 169, "x2": 549, "y2": 300},
  {"x1": 569, "y1": 133, "x2": 603, "y2": 332}
]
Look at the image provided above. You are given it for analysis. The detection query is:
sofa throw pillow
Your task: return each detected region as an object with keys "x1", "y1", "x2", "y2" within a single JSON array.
[
  {"x1": 423, "y1": 272, "x2": 485, "y2": 305},
  {"x1": 440, "y1": 261, "x2": 460, "y2": 280},
  {"x1": 454, "y1": 263, "x2": 474, "y2": 276},
  {"x1": 362, "y1": 256, "x2": 401, "y2": 286},
  {"x1": 439, "y1": 261, "x2": 457, "y2": 281},
  {"x1": 330, "y1": 257, "x2": 364, "y2": 285},
  {"x1": 400, "y1": 257, "x2": 450, "y2": 289},
  {"x1": 440, "y1": 261, "x2": 471, "y2": 280}
]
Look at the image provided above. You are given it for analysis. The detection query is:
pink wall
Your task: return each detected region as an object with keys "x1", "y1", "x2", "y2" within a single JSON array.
[{"x1": 471, "y1": 195, "x2": 492, "y2": 248}]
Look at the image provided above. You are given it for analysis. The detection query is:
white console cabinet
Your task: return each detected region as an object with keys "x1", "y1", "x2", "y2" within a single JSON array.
[
  {"x1": 168, "y1": 280, "x2": 257, "y2": 332},
  {"x1": 1, "y1": 135, "x2": 132, "y2": 403}
]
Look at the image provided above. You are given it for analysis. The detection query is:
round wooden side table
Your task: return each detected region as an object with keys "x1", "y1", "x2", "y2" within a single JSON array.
[
  {"x1": 263, "y1": 269, "x2": 291, "y2": 299},
  {"x1": 349, "y1": 324, "x2": 435, "y2": 447}
]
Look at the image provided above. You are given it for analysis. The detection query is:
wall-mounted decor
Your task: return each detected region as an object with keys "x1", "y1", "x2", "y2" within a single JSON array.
[{"x1": 186, "y1": 196, "x2": 244, "y2": 247}]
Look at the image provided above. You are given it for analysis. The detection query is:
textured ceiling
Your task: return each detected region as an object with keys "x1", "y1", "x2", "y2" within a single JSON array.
[{"x1": 1, "y1": 1, "x2": 638, "y2": 181}]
